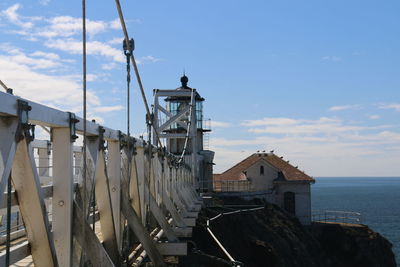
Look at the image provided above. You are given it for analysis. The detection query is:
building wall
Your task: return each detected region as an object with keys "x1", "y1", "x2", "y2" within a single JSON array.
[
  {"x1": 275, "y1": 182, "x2": 312, "y2": 225},
  {"x1": 245, "y1": 159, "x2": 278, "y2": 191}
]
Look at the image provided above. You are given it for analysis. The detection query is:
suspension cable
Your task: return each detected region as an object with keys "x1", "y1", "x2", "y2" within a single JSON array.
[
  {"x1": 114, "y1": 0, "x2": 165, "y2": 149},
  {"x1": 177, "y1": 88, "x2": 195, "y2": 164},
  {"x1": 82, "y1": 0, "x2": 88, "y2": 258},
  {"x1": 124, "y1": 43, "x2": 132, "y2": 137},
  {"x1": 114, "y1": 0, "x2": 150, "y2": 117},
  {"x1": 0, "y1": 80, "x2": 8, "y2": 92}
]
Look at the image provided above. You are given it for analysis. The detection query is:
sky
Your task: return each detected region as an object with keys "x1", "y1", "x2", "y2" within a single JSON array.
[{"x1": 0, "y1": 0, "x2": 399, "y2": 176}]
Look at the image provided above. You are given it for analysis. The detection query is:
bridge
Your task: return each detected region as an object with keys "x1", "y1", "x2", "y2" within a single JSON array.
[{"x1": 0, "y1": 79, "x2": 213, "y2": 266}]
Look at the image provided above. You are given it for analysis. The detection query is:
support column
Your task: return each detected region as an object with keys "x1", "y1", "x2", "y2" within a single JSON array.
[
  {"x1": 108, "y1": 141, "x2": 121, "y2": 250},
  {"x1": 52, "y1": 128, "x2": 73, "y2": 267}
]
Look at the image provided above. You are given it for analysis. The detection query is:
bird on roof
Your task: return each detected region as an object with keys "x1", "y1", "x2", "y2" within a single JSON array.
[
  {"x1": 257, "y1": 150, "x2": 260, "y2": 153},
  {"x1": 270, "y1": 150, "x2": 274, "y2": 153},
  {"x1": 280, "y1": 156, "x2": 283, "y2": 159}
]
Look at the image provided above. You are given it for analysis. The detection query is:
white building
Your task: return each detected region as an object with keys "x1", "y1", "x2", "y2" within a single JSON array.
[{"x1": 213, "y1": 152, "x2": 315, "y2": 225}]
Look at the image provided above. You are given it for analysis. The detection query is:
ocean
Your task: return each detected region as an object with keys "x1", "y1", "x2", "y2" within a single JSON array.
[{"x1": 312, "y1": 177, "x2": 400, "y2": 265}]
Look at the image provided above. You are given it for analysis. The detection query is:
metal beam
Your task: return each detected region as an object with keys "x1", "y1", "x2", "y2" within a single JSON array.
[
  {"x1": 0, "y1": 91, "x2": 120, "y2": 140},
  {"x1": 156, "y1": 104, "x2": 188, "y2": 130},
  {"x1": 157, "y1": 105, "x2": 190, "y2": 132},
  {"x1": 154, "y1": 90, "x2": 193, "y2": 97}
]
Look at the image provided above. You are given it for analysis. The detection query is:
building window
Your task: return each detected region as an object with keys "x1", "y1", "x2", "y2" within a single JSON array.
[{"x1": 260, "y1": 165, "x2": 264, "y2": 175}]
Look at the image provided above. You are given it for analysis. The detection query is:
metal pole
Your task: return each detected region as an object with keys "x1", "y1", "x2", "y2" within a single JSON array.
[
  {"x1": 82, "y1": 0, "x2": 88, "y2": 260},
  {"x1": 5, "y1": 174, "x2": 12, "y2": 267}
]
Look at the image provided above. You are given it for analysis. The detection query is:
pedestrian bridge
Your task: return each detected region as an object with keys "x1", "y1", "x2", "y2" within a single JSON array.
[{"x1": 0, "y1": 90, "x2": 203, "y2": 266}]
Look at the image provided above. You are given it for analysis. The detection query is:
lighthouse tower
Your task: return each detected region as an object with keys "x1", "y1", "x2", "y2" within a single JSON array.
[{"x1": 152, "y1": 75, "x2": 214, "y2": 191}]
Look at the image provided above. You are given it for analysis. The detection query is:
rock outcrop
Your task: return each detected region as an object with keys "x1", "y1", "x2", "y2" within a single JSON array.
[{"x1": 177, "y1": 202, "x2": 396, "y2": 267}]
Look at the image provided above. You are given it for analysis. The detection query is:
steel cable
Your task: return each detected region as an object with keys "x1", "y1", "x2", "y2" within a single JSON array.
[
  {"x1": 82, "y1": 0, "x2": 88, "y2": 262},
  {"x1": 114, "y1": 0, "x2": 165, "y2": 148},
  {"x1": 0, "y1": 80, "x2": 8, "y2": 92}
]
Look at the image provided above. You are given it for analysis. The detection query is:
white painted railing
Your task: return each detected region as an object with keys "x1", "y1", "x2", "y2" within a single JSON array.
[
  {"x1": 0, "y1": 91, "x2": 202, "y2": 266},
  {"x1": 312, "y1": 210, "x2": 362, "y2": 224}
]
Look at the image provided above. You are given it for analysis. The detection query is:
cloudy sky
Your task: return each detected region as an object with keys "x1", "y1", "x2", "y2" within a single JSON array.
[{"x1": 0, "y1": 0, "x2": 399, "y2": 176}]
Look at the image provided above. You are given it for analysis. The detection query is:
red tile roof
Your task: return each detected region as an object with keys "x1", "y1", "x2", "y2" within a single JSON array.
[{"x1": 213, "y1": 153, "x2": 314, "y2": 183}]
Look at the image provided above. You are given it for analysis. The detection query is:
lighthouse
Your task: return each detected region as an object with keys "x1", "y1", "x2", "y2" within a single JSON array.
[{"x1": 152, "y1": 75, "x2": 214, "y2": 191}]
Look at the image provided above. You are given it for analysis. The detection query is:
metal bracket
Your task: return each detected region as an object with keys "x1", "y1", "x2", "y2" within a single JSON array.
[
  {"x1": 46, "y1": 140, "x2": 51, "y2": 155},
  {"x1": 146, "y1": 113, "x2": 154, "y2": 126},
  {"x1": 68, "y1": 112, "x2": 79, "y2": 142},
  {"x1": 15, "y1": 99, "x2": 35, "y2": 142},
  {"x1": 119, "y1": 131, "x2": 136, "y2": 155},
  {"x1": 123, "y1": 38, "x2": 135, "y2": 55},
  {"x1": 98, "y1": 126, "x2": 106, "y2": 150}
]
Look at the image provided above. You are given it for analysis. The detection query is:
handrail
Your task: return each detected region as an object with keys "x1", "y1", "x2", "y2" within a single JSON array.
[{"x1": 312, "y1": 210, "x2": 362, "y2": 224}]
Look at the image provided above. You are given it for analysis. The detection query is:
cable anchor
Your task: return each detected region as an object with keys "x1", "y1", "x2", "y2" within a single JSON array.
[
  {"x1": 15, "y1": 100, "x2": 35, "y2": 142},
  {"x1": 68, "y1": 112, "x2": 80, "y2": 142},
  {"x1": 98, "y1": 126, "x2": 106, "y2": 150}
]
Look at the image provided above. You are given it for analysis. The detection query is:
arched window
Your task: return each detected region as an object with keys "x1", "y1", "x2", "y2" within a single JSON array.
[{"x1": 260, "y1": 165, "x2": 264, "y2": 175}]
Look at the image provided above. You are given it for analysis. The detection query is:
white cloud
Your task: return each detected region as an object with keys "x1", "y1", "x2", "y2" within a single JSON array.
[
  {"x1": 109, "y1": 18, "x2": 141, "y2": 30},
  {"x1": 36, "y1": 16, "x2": 108, "y2": 38},
  {"x1": 109, "y1": 18, "x2": 121, "y2": 30},
  {"x1": 322, "y1": 55, "x2": 342, "y2": 62},
  {"x1": 39, "y1": 0, "x2": 50, "y2": 6},
  {"x1": 108, "y1": 37, "x2": 124, "y2": 45},
  {"x1": 137, "y1": 55, "x2": 161, "y2": 64},
  {"x1": 93, "y1": 105, "x2": 124, "y2": 113},
  {"x1": 45, "y1": 39, "x2": 125, "y2": 63},
  {"x1": 248, "y1": 121, "x2": 366, "y2": 135},
  {"x1": 101, "y1": 62, "x2": 117, "y2": 70},
  {"x1": 211, "y1": 121, "x2": 232, "y2": 128},
  {"x1": 369, "y1": 114, "x2": 380, "y2": 120},
  {"x1": 242, "y1": 117, "x2": 361, "y2": 135},
  {"x1": 242, "y1": 117, "x2": 299, "y2": 127},
  {"x1": 1, "y1": 4, "x2": 34, "y2": 29},
  {"x1": 0, "y1": 56, "x2": 95, "y2": 110},
  {"x1": 1, "y1": 5, "x2": 121, "y2": 39},
  {"x1": 211, "y1": 116, "x2": 400, "y2": 176},
  {"x1": 328, "y1": 104, "x2": 361, "y2": 112},
  {"x1": 0, "y1": 45, "x2": 111, "y2": 117},
  {"x1": 211, "y1": 132, "x2": 400, "y2": 176},
  {"x1": 0, "y1": 46, "x2": 59, "y2": 69},
  {"x1": 379, "y1": 103, "x2": 400, "y2": 112},
  {"x1": 30, "y1": 51, "x2": 60, "y2": 60}
]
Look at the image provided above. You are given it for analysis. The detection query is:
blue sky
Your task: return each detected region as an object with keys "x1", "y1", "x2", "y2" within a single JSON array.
[{"x1": 0, "y1": 0, "x2": 399, "y2": 176}]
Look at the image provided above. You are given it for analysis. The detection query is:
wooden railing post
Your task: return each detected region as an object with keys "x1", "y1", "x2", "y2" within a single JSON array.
[{"x1": 52, "y1": 127, "x2": 73, "y2": 267}]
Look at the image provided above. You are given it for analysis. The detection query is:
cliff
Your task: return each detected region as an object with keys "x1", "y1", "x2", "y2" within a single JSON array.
[{"x1": 177, "y1": 202, "x2": 396, "y2": 267}]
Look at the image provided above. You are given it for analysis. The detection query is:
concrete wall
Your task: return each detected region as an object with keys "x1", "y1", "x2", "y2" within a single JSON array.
[
  {"x1": 275, "y1": 182, "x2": 312, "y2": 225},
  {"x1": 245, "y1": 159, "x2": 278, "y2": 191}
]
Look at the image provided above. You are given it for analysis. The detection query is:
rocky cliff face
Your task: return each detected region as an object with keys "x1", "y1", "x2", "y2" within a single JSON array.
[
  {"x1": 178, "y1": 202, "x2": 396, "y2": 267},
  {"x1": 312, "y1": 222, "x2": 396, "y2": 267}
]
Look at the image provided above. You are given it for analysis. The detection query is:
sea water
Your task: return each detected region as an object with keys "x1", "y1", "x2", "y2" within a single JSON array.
[{"x1": 312, "y1": 177, "x2": 400, "y2": 265}]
